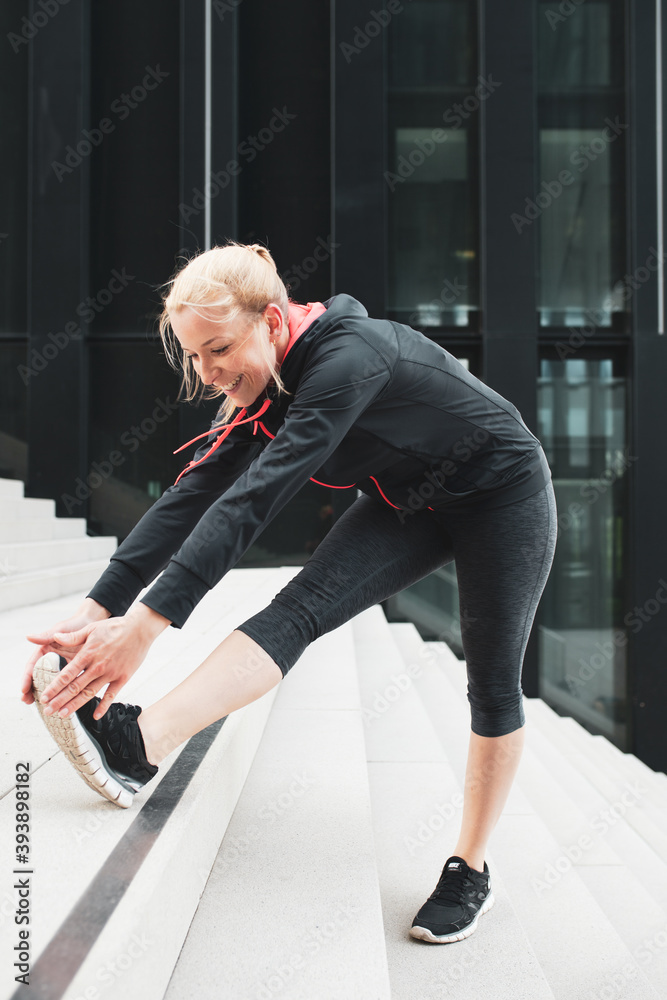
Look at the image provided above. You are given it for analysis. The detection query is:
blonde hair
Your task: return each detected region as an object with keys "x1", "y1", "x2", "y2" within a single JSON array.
[{"x1": 158, "y1": 241, "x2": 292, "y2": 425}]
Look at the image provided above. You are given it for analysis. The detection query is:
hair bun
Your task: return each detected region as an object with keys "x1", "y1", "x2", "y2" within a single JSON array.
[{"x1": 249, "y1": 243, "x2": 276, "y2": 269}]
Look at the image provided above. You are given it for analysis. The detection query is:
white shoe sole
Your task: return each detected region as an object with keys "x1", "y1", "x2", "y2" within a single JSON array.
[
  {"x1": 32, "y1": 652, "x2": 136, "y2": 809},
  {"x1": 410, "y1": 891, "x2": 495, "y2": 944}
]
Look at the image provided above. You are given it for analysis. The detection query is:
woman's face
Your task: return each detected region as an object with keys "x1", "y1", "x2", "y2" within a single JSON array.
[{"x1": 170, "y1": 303, "x2": 289, "y2": 407}]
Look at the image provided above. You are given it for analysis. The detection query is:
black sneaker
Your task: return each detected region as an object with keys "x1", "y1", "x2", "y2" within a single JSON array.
[
  {"x1": 32, "y1": 652, "x2": 158, "y2": 809},
  {"x1": 410, "y1": 855, "x2": 495, "y2": 943}
]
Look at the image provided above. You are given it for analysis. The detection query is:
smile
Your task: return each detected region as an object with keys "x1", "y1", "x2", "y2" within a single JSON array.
[{"x1": 222, "y1": 374, "x2": 243, "y2": 391}]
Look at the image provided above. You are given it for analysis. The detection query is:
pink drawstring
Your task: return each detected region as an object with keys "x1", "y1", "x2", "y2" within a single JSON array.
[{"x1": 173, "y1": 398, "x2": 272, "y2": 485}]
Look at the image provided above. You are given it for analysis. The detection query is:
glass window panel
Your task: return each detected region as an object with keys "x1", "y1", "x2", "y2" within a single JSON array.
[
  {"x1": 536, "y1": 0, "x2": 627, "y2": 331},
  {"x1": 87, "y1": 342, "x2": 184, "y2": 540},
  {"x1": 537, "y1": 355, "x2": 629, "y2": 746},
  {"x1": 0, "y1": 0, "x2": 29, "y2": 334},
  {"x1": 0, "y1": 343, "x2": 28, "y2": 481},
  {"x1": 387, "y1": 0, "x2": 479, "y2": 329},
  {"x1": 88, "y1": 0, "x2": 180, "y2": 334},
  {"x1": 538, "y1": 2, "x2": 612, "y2": 89}
]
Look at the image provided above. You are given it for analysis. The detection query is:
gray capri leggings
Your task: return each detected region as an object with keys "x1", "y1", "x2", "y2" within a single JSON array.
[{"x1": 236, "y1": 478, "x2": 557, "y2": 737}]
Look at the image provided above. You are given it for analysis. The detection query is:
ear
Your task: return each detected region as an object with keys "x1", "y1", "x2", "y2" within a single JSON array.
[{"x1": 264, "y1": 302, "x2": 285, "y2": 339}]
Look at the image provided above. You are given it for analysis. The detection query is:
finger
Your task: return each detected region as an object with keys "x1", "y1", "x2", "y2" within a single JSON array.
[
  {"x1": 39, "y1": 656, "x2": 95, "y2": 707},
  {"x1": 26, "y1": 632, "x2": 53, "y2": 645},
  {"x1": 52, "y1": 681, "x2": 107, "y2": 719},
  {"x1": 92, "y1": 677, "x2": 127, "y2": 720},
  {"x1": 92, "y1": 686, "x2": 119, "y2": 720},
  {"x1": 21, "y1": 643, "x2": 51, "y2": 703},
  {"x1": 21, "y1": 674, "x2": 36, "y2": 705},
  {"x1": 52, "y1": 625, "x2": 94, "y2": 646},
  {"x1": 22, "y1": 651, "x2": 43, "y2": 691},
  {"x1": 21, "y1": 666, "x2": 37, "y2": 696},
  {"x1": 43, "y1": 673, "x2": 101, "y2": 716}
]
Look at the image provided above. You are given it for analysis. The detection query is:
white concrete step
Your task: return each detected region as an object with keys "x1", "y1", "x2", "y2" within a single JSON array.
[
  {"x1": 0, "y1": 496, "x2": 56, "y2": 519},
  {"x1": 0, "y1": 566, "x2": 302, "y2": 1000},
  {"x1": 165, "y1": 616, "x2": 392, "y2": 1000},
  {"x1": 0, "y1": 558, "x2": 118, "y2": 612},
  {"x1": 559, "y1": 712, "x2": 667, "y2": 804},
  {"x1": 0, "y1": 535, "x2": 117, "y2": 575},
  {"x1": 0, "y1": 516, "x2": 88, "y2": 543},
  {"x1": 435, "y1": 639, "x2": 667, "y2": 810},
  {"x1": 0, "y1": 477, "x2": 24, "y2": 497},
  {"x1": 430, "y1": 638, "x2": 667, "y2": 905},
  {"x1": 519, "y1": 705, "x2": 667, "y2": 995},
  {"x1": 358, "y1": 613, "x2": 556, "y2": 1000},
  {"x1": 0, "y1": 480, "x2": 119, "y2": 612},
  {"x1": 525, "y1": 700, "x2": 667, "y2": 862},
  {"x1": 387, "y1": 621, "x2": 664, "y2": 999}
]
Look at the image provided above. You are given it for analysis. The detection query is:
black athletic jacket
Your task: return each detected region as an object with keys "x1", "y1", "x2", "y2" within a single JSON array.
[{"x1": 87, "y1": 293, "x2": 551, "y2": 627}]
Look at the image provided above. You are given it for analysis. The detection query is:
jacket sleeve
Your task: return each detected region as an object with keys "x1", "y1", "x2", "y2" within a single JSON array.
[
  {"x1": 86, "y1": 408, "x2": 264, "y2": 618},
  {"x1": 140, "y1": 338, "x2": 392, "y2": 627}
]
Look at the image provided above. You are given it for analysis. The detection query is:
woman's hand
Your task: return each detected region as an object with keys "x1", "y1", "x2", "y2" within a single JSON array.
[
  {"x1": 34, "y1": 604, "x2": 171, "y2": 720},
  {"x1": 21, "y1": 597, "x2": 112, "y2": 706},
  {"x1": 25, "y1": 602, "x2": 171, "y2": 720}
]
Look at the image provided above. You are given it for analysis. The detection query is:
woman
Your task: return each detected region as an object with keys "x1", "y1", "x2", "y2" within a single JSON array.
[{"x1": 21, "y1": 241, "x2": 557, "y2": 945}]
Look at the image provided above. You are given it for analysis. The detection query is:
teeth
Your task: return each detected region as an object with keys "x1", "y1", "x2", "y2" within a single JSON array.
[{"x1": 223, "y1": 374, "x2": 242, "y2": 390}]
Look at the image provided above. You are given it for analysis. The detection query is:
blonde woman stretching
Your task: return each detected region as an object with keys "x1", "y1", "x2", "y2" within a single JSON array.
[{"x1": 22, "y1": 241, "x2": 556, "y2": 944}]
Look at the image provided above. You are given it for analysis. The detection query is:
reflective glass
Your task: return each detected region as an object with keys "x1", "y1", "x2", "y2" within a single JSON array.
[
  {"x1": 386, "y1": 0, "x2": 479, "y2": 329},
  {"x1": 0, "y1": 344, "x2": 28, "y2": 482},
  {"x1": 537, "y1": 356, "x2": 629, "y2": 745},
  {"x1": 536, "y1": 1, "x2": 628, "y2": 330},
  {"x1": 88, "y1": 0, "x2": 180, "y2": 334},
  {"x1": 0, "y1": 0, "x2": 29, "y2": 334}
]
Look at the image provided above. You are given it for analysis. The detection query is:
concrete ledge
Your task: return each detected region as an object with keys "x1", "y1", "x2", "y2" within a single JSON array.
[
  {"x1": 0, "y1": 560, "x2": 118, "y2": 613},
  {"x1": 165, "y1": 622, "x2": 392, "y2": 1000},
  {"x1": 0, "y1": 567, "x2": 301, "y2": 1000}
]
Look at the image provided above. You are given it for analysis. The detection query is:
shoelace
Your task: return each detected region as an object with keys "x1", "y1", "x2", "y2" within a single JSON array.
[
  {"x1": 98, "y1": 703, "x2": 141, "y2": 758},
  {"x1": 431, "y1": 865, "x2": 472, "y2": 906}
]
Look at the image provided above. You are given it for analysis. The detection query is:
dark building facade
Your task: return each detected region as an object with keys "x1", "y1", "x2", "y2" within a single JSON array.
[{"x1": 1, "y1": 0, "x2": 666, "y2": 769}]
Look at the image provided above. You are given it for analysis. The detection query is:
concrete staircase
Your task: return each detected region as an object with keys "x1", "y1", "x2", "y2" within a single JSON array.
[
  {"x1": 1, "y1": 571, "x2": 666, "y2": 1000},
  {"x1": 0, "y1": 478, "x2": 117, "y2": 613}
]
